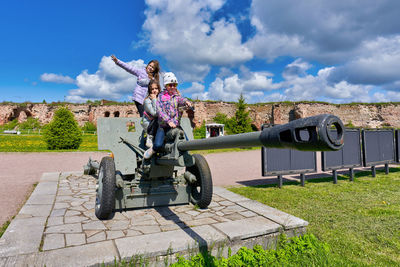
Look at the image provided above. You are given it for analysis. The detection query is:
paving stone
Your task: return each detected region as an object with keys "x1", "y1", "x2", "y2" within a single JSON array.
[
  {"x1": 131, "y1": 219, "x2": 158, "y2": 226},
  {"x1": 64, "y1": 216, "x2": 88, "y2": 224},
  {"x1": 207, "y1": 201, "x2": 220, "y2": 208},
  {"x1": 195, "y1": 212, "x2": 214, "y2": 219},
  {"x1": 237, "y1": 200, "x2": 308, "y2": 229},
  {"x1": 32, "y1": 182, "x2": 58, "y2": 195},
  {"x1": 213, "y1": 216, "x2": 282, "y2": 241},
  {"x1": 47, "y1": 217, "x2": 64, "y2": 226},
  {"x1": 156, "y1": 217, "x2": 176, "y2": 226},
  {"x1": 185, "y1": 217, "x2": 218, "y2": 227},
  {"x1": 185, "y1": 210, "x2": 200, "y2": 216},
  {"x1": 18, "y1": 204, "x2": 52, "y2": 217},
  {"x1": 220, "y1": 205, "x2": 246, "y2": 215},
  {"x1": 87, "y1": 231, "x2": 106, "y2": 243},
  {"x1": 42, "y1": 234, "x2": 65, "y2": 251},
  {"x1": 116, "y1": 225, "x2": 226, "y2": 259},
  {"x1": 40, "y1": 172, "x2": 60, "y2": 182},
  {"x1": 0, "y1": 216, "x2": 46, "y2": 257},
  {"x1": 224, "y1": 213, "x2": 245, "y2": 221},
  {"x1": 213, "y1": 216, "x2": 231, "y2": 223},
  {"x1": 216, "y1": 211, "x2": 224, "y2": 216},
  {"x1": 54, "y1": 202, "x2": 69, "y2": 209},
  {"x1": 212, "y1": 206, "x2": 225, "y2": 211},
  {"x1": 83, "y1": 202, "x2": 95, "y2": 210},
  {"x1": 57, "y1": 189, "x2": 72, "y2": 196},
  {"x1": 219, "y1": 200, "x2": 235, "y2": 206},
  {"x1": 45, "y1": 223, "x2": 82, "y2": 234},
  {"x1": 239, "y1": 210, "x2": 257, "y2": 218},
  {"x1": 50, "y1": 208, "x2": 66, "y2": 217},
  {"x1": 213, "y1": 187, "x2": 249, "y2": 202},
  {"x1": 69, "y1": 205, "x2": 86, "y2": 212},
  {"x1": 65, "y1": 210, "x2": 81, "y2": 217},
  {"x1": 153, "y1": 207, "x2": 175, "y2": 217},
  {"x1": 56, "y1": 196, "x2": 75, "y2": 202},
  {"x1": 70, "y1": 200, "x2": 85, "y2": 207},
  {"x1": 125, "y1": 230, "x2": 141, "y2": 237},
  {"x1": 106, "y1": 230, "x2": 125, "y2": 240},
  {"x1": 41, "y1": 240, "x2": 118, "y2": 267},
  {"x1": 160, "y1": 223, "x2": 187, "y2": 232},
  {"x1": 66, "y1": 233, "x2": 86, "y2": 246},
  {"x1": 211, "y1": 194, "x2": 225, "y2": 202},
  {"x1": 25, "y1": 194, "x2": 55, "y2": 205},
  {"x1": 82, "y1": 221, "x2": 107, "y2": 230},
  {"x1": 105, "y1": 220, "x2": 130, "y2": 230},
  {"x1": 85, "y1": 230, "x2": 101, "y2": 238},
  {"x1": 134, "y1": 225, "x2": 161, "y2": 234},
  {"x1": 110, "y1": 212, "x2": 128, "y2": 220}
]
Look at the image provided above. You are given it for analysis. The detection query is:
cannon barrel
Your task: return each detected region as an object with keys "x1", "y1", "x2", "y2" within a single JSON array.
[{"x1": 177, "y1": 114, "x2": 344, "y2": 152}]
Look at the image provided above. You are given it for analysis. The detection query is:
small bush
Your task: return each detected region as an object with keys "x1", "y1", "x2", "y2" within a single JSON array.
[
  {"x1": 43, "y1": 107, "x2": 82, "y2": 149},
  {"x1": 0, "y1": 119, "x2": 18, "y2": 131},
  {"x1": 193, "y1": 121, "x2": 206, "y2": 139},
  {"x1": 170, "y1": 234, "x2": 332, "y2": 266},
  {"x1": 81, "y1": 121, "x2": 97, "y2": 132},
  {"x1": 18, "y1": 117, "x2": 42, "y2": 130}
]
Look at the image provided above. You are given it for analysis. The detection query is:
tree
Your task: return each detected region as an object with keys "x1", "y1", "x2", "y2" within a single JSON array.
[
  {"x1": 212, "y1": 94, "x2": 253, "y2": 135},
  {"x1": 43, "y1": 107, "x2": 83, "y2": 149}
]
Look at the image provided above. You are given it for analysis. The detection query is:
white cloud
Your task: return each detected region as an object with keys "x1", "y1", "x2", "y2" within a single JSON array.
[
  {"x1": 142, "y1": 0, "x2": 252, "y2": 81},
  {"x1": 40, "y1": 73, "x2": 75, "y2": 84},
  {"x1": 247, "y1": 0, "x2": 400, "y2": 65},
  {"x1": 65, "y1": 56, "x2": 146, "y2": 103}
]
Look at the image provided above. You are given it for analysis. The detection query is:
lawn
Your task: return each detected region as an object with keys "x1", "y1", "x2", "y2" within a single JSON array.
[
  {"x1": 229, "y1": 168, "x2": 400, "y2": 266},
  {"x1": 0, "y1": 134, "x2": 98, "y2": 152}
]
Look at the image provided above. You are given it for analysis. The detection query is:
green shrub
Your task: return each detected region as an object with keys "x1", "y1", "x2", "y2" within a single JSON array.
[
  {"x1": 18, "y1": 117, "x2": 42, "y2": 130},
  {"x1": 170, "y1": 234, "x2": 331, "y2": 266},
  {"x1": 193, "y1": 121, "x2": 206, "y2": 139},
  {"x1": 81, "y1": 121, "x2": 97, "y2": 132},
  {"x1": 43, "y1": 107, "x2": 82, "y2": 149},
  {"x1": 0, "y1": 119, "x2": 18, "y2": 131}
]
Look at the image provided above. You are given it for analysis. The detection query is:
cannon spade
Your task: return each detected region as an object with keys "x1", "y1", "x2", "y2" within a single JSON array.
[{"x1": 94, "y1": 114, "x2": 344, "y2": 220}]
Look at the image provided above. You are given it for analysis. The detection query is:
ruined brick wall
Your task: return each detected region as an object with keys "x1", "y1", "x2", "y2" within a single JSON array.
[{"x1": 1, "y1": 102, "x2": 400, "y2": 129}]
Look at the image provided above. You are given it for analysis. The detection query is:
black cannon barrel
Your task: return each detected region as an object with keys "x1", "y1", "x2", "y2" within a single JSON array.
[{"x1": 177, "y1": 114, "x2": 344, "y2": 152}]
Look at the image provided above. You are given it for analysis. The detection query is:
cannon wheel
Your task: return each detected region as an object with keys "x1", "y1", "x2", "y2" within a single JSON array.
[
  {"x1": 95, "y1": 156, "x2": 116, "y2": 220},
  {"x1": 187, "y1": 154, "x2": 213, "y2": 208}
]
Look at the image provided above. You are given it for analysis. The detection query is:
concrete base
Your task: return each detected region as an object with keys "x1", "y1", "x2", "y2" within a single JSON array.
[{"x1": 0, "y1": 172, "x2": 308, "y2": 267}]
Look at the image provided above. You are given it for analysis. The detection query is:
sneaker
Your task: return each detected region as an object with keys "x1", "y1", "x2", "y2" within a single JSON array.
[
  {"x1": 146, "y1": 135, "x2": 153, "y2": 148},
  {"x1": 143, "y1": 148, "x2": 154, "y2": 159}
]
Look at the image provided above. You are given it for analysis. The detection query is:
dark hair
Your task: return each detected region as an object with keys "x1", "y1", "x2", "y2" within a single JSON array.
[
  {"x1": 147, "y1": 80, "x2": 161, "y2": 96},
  {"x1": 147, "y1": 60, "x2": 160, "y2": 83}
]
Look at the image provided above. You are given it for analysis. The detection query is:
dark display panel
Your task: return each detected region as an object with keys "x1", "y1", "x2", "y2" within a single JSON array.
[
  {"x1": 396, "y1": 130, "x2": 400, "y2": 163},
  {"x1": 362, "y1": 129, "x2": 395, "y2": 166},
  {"x1": 322, "y1": 129, "x2": 362, "y2": 171},
  {"x1": 262, "y1": 148, "x2": 317, "y2": 176}
]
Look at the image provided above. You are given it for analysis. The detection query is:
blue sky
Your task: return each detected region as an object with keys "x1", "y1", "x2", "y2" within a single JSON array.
[{"x1": 1, "y1": 0, "x2": 400, "y2": 104}]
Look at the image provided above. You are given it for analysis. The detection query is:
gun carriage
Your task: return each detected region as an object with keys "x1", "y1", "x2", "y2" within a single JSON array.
[{"x1": 91, "y1": 113, "x2": 344, "y2": 220}]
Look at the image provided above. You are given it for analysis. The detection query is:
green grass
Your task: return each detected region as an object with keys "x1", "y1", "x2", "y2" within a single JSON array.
[
  {"x1": 0, "y1": 134, "x2": 98, "y2": 152},
  {"x1": 0, "y1": 220, "x2": 11, "y2": 238},
  {"x1": 229, "y1": 168, "x2": 400, "y2": 266}
]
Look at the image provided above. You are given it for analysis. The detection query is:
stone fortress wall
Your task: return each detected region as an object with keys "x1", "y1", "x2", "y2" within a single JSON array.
[{"x1": 1, "y1": 102, "x2": 400, "y2": 130}]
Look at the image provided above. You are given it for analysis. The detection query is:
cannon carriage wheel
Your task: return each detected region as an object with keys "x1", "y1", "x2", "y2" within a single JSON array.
[
  {"x1": 95, "y1": 156, "x2": 116, "y2": 220},
  {"x1": 187, "y1": 154, "x2": 213, "y2": 208}
]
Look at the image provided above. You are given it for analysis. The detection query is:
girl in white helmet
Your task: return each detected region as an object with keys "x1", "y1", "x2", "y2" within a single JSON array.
[
  {"x1": 111, "y1": 55, "x2": 160, "y2": 117},
  {"x1": 144, "y1": 72, "x2": 192, "y2": 159}
]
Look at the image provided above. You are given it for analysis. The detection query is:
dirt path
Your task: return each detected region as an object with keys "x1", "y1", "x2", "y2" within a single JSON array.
[{"x1": 0, "y1": 150, "x2": 267, "y2": 226}]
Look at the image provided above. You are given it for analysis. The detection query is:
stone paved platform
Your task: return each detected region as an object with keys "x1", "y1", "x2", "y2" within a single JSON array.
[{"x1": 0, "y1": 172, "x2": 308, "y2": 266}]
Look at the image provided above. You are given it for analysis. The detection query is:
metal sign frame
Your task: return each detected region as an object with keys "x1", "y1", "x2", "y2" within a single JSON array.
[
  {"x1": 321, "y1": 128, "x2": 363, "y2": 171},
  {"x1": 362, "y1": 129, "x2": 395, "y2": 167}
]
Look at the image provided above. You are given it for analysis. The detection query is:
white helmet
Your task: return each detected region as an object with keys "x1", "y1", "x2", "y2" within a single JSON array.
[{"x1": 163, "y1": 72, "x2": 178, "y2": 87}]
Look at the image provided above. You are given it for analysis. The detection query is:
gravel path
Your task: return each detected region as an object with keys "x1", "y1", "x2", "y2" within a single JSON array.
[{"x1": 0, "y1": 150, "x2": 267, "y2": 226}]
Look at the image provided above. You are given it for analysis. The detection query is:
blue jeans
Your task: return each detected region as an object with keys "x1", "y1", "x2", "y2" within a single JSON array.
[{"x1": 153, "y1": 126, "x2": 171, "y2": 152}]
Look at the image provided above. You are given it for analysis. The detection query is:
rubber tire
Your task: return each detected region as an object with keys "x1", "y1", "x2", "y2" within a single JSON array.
[
  {"x1": 187, "y1": 154, "x2": 213, "y2": 208},
  {"x1": 95, "y1": 157, "x2": 116, "y2": 220}
]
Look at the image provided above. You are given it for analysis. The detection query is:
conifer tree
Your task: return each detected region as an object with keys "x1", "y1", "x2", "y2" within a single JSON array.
[{"x1": 44, "y1": 107, "x2": 83, "y2": 149}]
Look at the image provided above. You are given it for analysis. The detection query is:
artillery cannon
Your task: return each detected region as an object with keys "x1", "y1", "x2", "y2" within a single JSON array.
[{"x1": 94, "y1": 114, "x2": 344, "y2": 219}]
